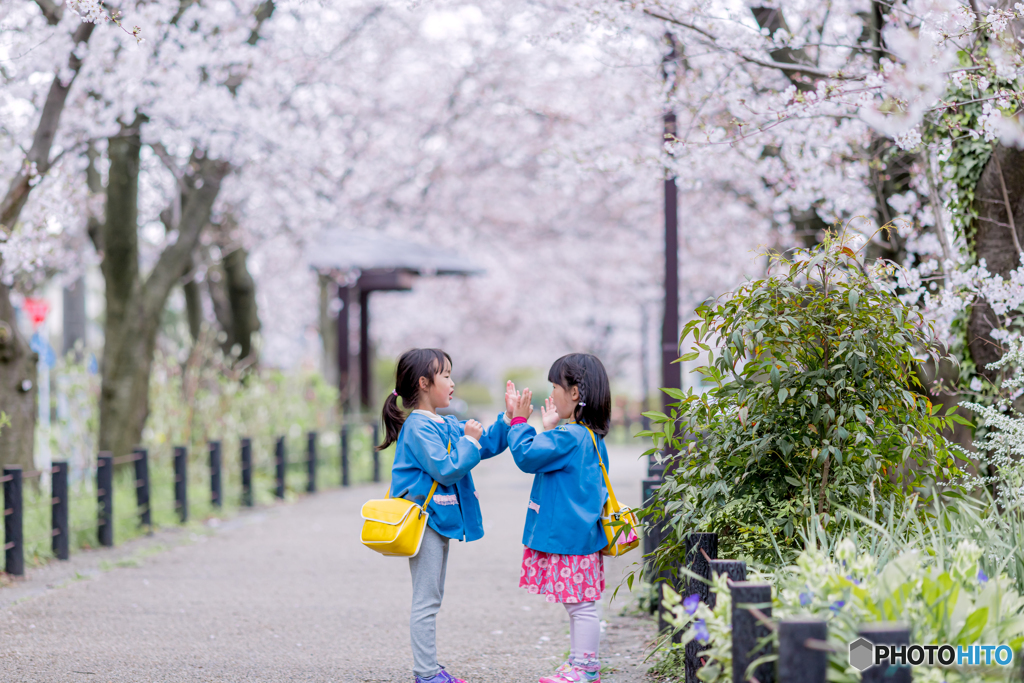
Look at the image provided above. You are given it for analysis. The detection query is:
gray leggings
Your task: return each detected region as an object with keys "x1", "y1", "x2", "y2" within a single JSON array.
[{"x1": 409, "y1": 525, "x2": 450, "y2": 679}]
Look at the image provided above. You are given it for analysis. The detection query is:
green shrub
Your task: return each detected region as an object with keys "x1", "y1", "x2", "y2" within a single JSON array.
[{"x1": 642, "y1": 235, "x2": 966, "y2": 565}]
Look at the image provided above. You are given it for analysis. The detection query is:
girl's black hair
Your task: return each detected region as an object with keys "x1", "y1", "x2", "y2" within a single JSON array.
[
  {"x1": 547, "y1": 353, "x2": 611, "y2": 436},
  {"x1": 378, "y1": 348, "x2": 452, "y2": 451}
]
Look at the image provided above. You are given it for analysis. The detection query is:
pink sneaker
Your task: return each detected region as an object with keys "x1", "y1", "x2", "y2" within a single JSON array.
[{"x1": 539, "y1": 664, "x2": 600, "y2": 683}]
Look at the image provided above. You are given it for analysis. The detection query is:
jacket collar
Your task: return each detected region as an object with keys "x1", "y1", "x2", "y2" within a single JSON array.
[{"x1": 412, "y1": 408, "x2": 445, "y2": 424}]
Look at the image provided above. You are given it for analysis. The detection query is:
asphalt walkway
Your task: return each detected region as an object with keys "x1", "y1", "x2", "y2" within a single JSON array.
[{"x1": 0, "y1": 441, "x2": 656, "y2": 682}]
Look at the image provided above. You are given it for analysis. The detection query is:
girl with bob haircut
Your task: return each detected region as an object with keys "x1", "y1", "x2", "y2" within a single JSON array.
[
  {"x1": 380, "y1": 348, "x2": 518, "y2": 683},
  {"x1": 507, "y1": 353, "x2": 613, "y2": 683}
]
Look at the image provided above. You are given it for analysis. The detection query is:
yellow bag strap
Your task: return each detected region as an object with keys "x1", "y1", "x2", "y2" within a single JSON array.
[
  {"x1": 386, "y1": 438, "x2": 449, "y2": 510},
  {"x1": 584, "y1": 426, "x2": 621, "y2": 511}
]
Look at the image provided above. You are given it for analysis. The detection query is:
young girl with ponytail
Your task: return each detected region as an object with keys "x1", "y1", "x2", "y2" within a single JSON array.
[
  {"x1": 380, "y1": 348, "x2": 517, "y2": 683},
  {"x1": 508, "y1": 353, "x2": 613, "y2": 683}
]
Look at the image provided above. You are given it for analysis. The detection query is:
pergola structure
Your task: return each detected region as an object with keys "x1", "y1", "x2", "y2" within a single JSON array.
[{"x1": 307, "y1": 232, "x2": 481, "y2": 413}]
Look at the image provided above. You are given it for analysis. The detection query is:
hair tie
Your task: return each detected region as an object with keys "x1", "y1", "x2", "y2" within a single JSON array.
[
  {"x1": 579, "y1": 402, "x2": 586, "y2": 407},
  {"x1": 392, "y1": 390, "x2": 398, "y2": 397}
]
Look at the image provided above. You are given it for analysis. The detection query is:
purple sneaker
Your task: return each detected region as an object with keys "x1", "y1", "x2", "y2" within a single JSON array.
[{"x1": 415, "y1": 666, "x2": 467, "y2": 683}]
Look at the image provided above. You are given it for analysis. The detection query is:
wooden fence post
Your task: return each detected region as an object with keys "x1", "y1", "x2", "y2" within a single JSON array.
[
  {"x1": 372, "y1": 423, "x2": 380, "y2": 483},
  {"x1": 340, "y1": 424, "x2": 350, "y2": 487},
  {"x1": 174, "y1": 446, "x2": 188, "y2": 523},
  {"x1": 51, "y1": 461, "x2": 69, "y2": 560},
  {"x1": 3, "y1": 466, "x2": 23, "y2": 576},
  {"x1": 97, "y1": 453, "x2": 113, "y2": 547},
  {"x1": 307, "y1": 431, "x2": 317, "y2": 493},
  {"x1": 730, "y1": 582, "x2": 773, "y2": 683},
  {"x1": 134, "y1": 447, "x2": 151, "y2": 530},
  {"x1": 241, "y1": 438, "x2": 253, "y2": 507},
  {"x1": 684, "y1": 533, "x2": 718, "y2": 682},
  {"x1": 209, "y1": 441, "x2": 222, "y2": 508},
  {"x1": 708, "y1": 560, "x2": 747, "y2": 609},
  {"x1": 274, "y1": 436, "x2": 285, "y2": 499},
  {"x1": 858, "y1": 623, "x2": 910, "y2": 683},
  {"x1": 778, "y1": 618, "x2": 827, "y2": 683}
]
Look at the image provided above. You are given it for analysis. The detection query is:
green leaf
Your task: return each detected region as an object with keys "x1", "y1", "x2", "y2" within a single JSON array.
[
  {"x1": 957, "y1": 607, "x2": 989, "y2": 642},
  {"x1": 770, "y1": 365, "x2": 780, "y2": 393},
  {"x1": 679, "y1": 351, "x2": 700, "y2": 362},
  {"x1": 848, "y1": 290, "x2": 859, "y2": 309},
  {"x1": 784, "y1": 476, "x2": 802, "y2": 487}
]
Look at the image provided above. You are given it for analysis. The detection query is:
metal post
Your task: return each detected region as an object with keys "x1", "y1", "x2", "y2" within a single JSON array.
[
  {"x1": 307, "y1": 431, "x2": 317, "y2": 493},
  {"x1": 3, "y1": 466, "x2": 23, "y2": 576},
  {"x1": 708, "y1": 560, "x2": 747, "y2": 609},
  {"x1": 51, "y1": 461, "x2": 69, "y2": 560},
  {"x1": 241, "y1": 438, "x2": 253, "y2": 507},
  {"x1": 337, "y1": 284, "x2": 352, "y2": 410},
  {"x1": 730, "y1": 582, "x2": 773, "y2": 683},
  {"x1": 683, "y1": 533, "x2": 718, "y2": 681},
  {"x1": 174, "y1": 446, "x2": 188, "y2": 523},
  {"x1": 97, "y1": 453, "x2": 113, "y2": 547},
  {"x1": 858, "y1": 623, "x2": 911, "y2": 683},
  {"x1": 134, "y1": 447, "x2": 151, "y2": 530},
  {"x1": 359, "y1": 288, "x2": 371, "y2": 410},
  {"x1": 778, "y1": 619, "x2": 828, "y2": 683},
  {"x1": 274, "y1": 436, "x2": 285, "y2": 499},
  {"x1": 372, "y1": 423, "x2": 380, "y2": 483},
  {"x1": 341, "y1": 424, "x2": 350, "y2": 487},
  {"x1": 209, "y1": 440, "x2": 222, "y2": 508},
  {"x1": 641, "y1": 478, "x2": 668, "y2": 616}
]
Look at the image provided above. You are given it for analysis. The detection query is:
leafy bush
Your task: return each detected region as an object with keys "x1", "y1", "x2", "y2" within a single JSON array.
[
  {"x1": 643, "y1": 236, "x2": 965, "y2": 564},
  {"x1": 661, "y1": 508, "x2": 1024, "y2": 683}
]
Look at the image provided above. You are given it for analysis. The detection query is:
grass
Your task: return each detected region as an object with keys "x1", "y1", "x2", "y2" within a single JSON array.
[{"x1": 16, "y1": 427, "x2": 393, "y2": 569}]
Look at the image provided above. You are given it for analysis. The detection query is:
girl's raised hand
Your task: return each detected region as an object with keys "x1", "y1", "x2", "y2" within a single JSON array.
[
  {"x1": 540, "y1": 396, "x2": 560, "y2": 430},
  {"x1": 504, "y1": 380, "x2": 519, "y2": 419},
  {"x1": 512, "y1": 388, "x2": 533, "y2": 420},
  {"x1": 465, "y1": 419, "x2": 483, "y2": 440}
]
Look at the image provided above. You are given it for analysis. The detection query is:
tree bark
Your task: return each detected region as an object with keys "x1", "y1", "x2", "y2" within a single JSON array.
[
  {"x1": 968, "y1": 145, "x2": 1024, "y2": 379},
  {"x1": 98, "y1": 123, "x2": 231, "y2": 461},
  {"x1": 0, "y1": 21, "x2": 96, "y2": 469}
]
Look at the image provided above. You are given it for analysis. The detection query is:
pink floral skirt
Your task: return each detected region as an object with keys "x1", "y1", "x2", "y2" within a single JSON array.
[{"x1": 519, "y1": 546, "x2": 605, "y2": 603}]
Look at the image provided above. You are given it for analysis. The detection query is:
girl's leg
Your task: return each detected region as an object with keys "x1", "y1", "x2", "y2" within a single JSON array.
[
  {"x1": 563, "y1": 601, "x2": 600, "y2": 662},
  {"x1": 409, "y1": 526, "x2": 450, "y2": 680}
]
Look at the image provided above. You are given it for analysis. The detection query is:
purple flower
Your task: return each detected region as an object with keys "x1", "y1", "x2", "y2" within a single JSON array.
[
  {"x1": 683, "y1": 593, "x2": 701, "y2": 615},
  {"x1": 799, "y1": 591, "x2": 813, "y2": 606},
  {"x1": 978, "y1": 568, "x2": 989, "y2": 584},
  {"x1": 845, "y1": 575, "x2": 861, "y2": 585},
  {"x1": 829, "y1": 600, "x2": 845, "y2": 613},
  {"x1": 694, "y1": 619, "x2": 710, "y2": 643}
]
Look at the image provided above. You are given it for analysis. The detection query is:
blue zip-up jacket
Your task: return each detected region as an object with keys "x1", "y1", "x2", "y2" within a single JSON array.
[
  {"x1": 509, "y1": 422, "x2": 609, "y2": 556},
  {"x1": 389, "y1": 410, "x2": 510, "y2": 542}
]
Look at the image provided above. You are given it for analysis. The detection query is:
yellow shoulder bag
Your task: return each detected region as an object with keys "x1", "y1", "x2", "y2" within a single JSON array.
[
  {"x1": 585, "y1": 426, "x2": 640, "y2": 557},
  {"x1": 359, "y1": 439, "x2": 448, "y2": 558}
]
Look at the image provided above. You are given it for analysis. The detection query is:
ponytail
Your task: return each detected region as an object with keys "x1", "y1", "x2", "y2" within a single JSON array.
[{"x1": 377, "y1": 348, "x2": 453, "y2": 451}]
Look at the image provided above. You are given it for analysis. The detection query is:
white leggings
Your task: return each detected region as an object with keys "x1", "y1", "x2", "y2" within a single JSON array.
[{"x1": 564, "y1": 601, "x2": 600, "y2": 661}]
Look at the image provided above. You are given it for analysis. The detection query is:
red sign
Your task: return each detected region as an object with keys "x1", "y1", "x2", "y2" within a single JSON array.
[{"x1": 22, "y1": 298, "x2": 49, "y2": 329}]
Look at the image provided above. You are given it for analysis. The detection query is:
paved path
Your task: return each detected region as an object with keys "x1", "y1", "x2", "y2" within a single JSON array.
[{"x1": 0, "y1": 442, "x2": 656, "y2": 682}]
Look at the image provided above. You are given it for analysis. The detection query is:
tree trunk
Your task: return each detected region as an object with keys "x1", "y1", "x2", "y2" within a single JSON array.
[
  {"x1": 968, "y1": 145, "x2": 1024, "y2": 379},
  {"x1": 98, "y1": 123, "x2": 231, "y2": 461},
  {"x1": 222, "y1": 247, "x2": 259, "y2": 362},
  {"x1": 0, "y1": 282, "x2": 38, "y2": 469},
  {"x1": 0, "y1": 20, "x2": 96, "y2": 470}
]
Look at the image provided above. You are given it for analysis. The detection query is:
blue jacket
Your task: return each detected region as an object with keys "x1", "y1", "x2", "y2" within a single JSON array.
[
  {"x1": 389, "y1": 411, "x2": 510, "y2": 542},
  {"x1": 509, "y1": 422, "x2": 609, "y2": 556}
]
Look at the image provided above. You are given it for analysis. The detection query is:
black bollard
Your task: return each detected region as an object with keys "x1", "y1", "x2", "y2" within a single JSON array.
[
  {"x1": 209, "y1": 441, "x2": 222, "y2": 508},
  {"x1": 858, "y1": 623, "x2": 911, "y2": 683},
  {"x1": 51, "y1": 461, "x2": 69, "y2": 560},
  {"x1": 97, "y1": 453, "x2": 113, "y2": 547},
  {"x1": 730, "y1": 582, "x2": 774, "y2": 683},
  {"x1": 134, "y1": 447, "x2": 151, "y2": 530},
  {"x1": 307, "y1": 431, "x2": 317, "y2": 493},
  {"x1": 778, "y1": 619, "x2": 828, "y2": 683},
  {"x1": 341, "y1": 424, "x2": 350, "y2": 487},
  {"x1": 683, "y1": 533, "x2": 718, "y2": 681},
  {"x1": 3, "y1": 466, "x2": 23, "y2": 576},
  {"x1": 708, "y1": 559, "x2": 747, "y2": 609},
  {"x1": 372, "y1": 423, "x2": 380, "y2": 483},
  {"x1": 174, "y1": 446, "x2": 188, "y2": 523},
  {"x1": 274, "y1": 436, "x2": 285, "y2": 499},
  {"x1": 241, "y1": 438, "x2": 253, "y2": 507}
]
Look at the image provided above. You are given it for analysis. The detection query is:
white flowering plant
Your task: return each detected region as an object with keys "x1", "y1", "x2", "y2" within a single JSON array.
[{"x1": 659, "y1": 517, "x2": 1024, "y2": 682}]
